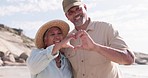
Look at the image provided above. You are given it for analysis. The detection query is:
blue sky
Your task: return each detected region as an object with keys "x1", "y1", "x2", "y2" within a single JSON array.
[{"x1": 0, "y1": 0, "x2": 148, "y2": 54}]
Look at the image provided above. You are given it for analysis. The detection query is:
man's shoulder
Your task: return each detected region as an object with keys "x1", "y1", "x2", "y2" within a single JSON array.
[
  {"x1": 91, "y1": 20, "x2": 111, "y2": 26},
  {"x1": 90, "y1": 20, "x2": 112, "y2": 29}
]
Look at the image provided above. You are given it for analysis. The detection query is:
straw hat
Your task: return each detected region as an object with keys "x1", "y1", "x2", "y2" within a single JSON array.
[{"x1": 35, "y1": 20, "x2": 70, "y2": 49}]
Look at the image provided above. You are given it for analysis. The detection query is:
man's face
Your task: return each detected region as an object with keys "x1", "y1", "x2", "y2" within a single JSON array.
[{"x1": 65, "y1": 5, "x2": 87, "y2": 26}]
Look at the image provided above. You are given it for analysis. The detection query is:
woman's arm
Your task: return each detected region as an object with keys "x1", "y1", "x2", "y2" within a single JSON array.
[{"x1": 26, "y1": 45, "x2": 58, "y2": 75}]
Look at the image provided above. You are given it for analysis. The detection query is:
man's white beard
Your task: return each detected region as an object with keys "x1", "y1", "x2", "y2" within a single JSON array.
[{"x1": 74, "y1": 16, "x2": 86, "y2": 26}]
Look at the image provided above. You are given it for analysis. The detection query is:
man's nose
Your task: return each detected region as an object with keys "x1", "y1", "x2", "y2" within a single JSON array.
[{"x1": 73, "y1": 11, "x2": 80, "y2": 16}]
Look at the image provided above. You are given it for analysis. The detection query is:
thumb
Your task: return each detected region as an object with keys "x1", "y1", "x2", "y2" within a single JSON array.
[
  {"x1": 68, "y1": 44, "x2": 74, "y2": 49},
  {"x1": 66, "y1": 41, "x2": 74, "y2": 49}
]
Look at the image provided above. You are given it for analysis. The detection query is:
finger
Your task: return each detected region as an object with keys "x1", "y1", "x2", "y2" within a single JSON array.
[
  {"x1": 68, "y1": 44, "x2": 74, "y2": 49},
  {"x1": 75, "y1": 30, "x2": 84, "y2": 38},
  {"x1": 66, "y1": 33, "x2": 76, "y2": 40},
  {"x1": 67, "y1": 36, "x2": 75, "y2": 42},
  {"x1": 74, "y1": 45, "x2": 82, "y2": 50}
]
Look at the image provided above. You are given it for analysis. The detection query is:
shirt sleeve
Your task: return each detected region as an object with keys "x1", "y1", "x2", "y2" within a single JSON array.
[
  {"x1": 26, "y1": 45, "x2": 59, "y2": 75},
  {"x1": 107, "y1": 24, "x2": 128, "y2": 51}
]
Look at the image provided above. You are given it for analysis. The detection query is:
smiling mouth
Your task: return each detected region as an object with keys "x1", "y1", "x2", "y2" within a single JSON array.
[
  {"x1": 54, "y1": 40, "x2": 61, "y2": 44},
  {"x1": 74, "y1": 14, "x2": 82, "y2": 21},
  {"x1": 75, "y1": 15, "x2": 81, "y2": 20}
]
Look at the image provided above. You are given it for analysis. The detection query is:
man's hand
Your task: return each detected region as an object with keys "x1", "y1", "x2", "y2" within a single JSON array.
[{"x1": 74, "y1": 30, "x2": 96, "y2": 51}]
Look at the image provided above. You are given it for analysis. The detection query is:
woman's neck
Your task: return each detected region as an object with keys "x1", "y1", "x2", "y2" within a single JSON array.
[{"x1": 55, "y1": 54, "x2": 61, "y2": 68}]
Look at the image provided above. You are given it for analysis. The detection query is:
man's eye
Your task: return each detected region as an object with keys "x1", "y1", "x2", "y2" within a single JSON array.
[
  {"x1": 68, "y1": 11, "x2": 73, "y2": 15},
  {"x1": 76, "y1": 7, "x2": 79, "y2": 11},
  {"x1": 77, "y1": 7, "x2": 82, "y2": 11}
]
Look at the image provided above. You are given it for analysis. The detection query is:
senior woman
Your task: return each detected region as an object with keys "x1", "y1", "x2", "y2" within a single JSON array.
[{"x1": 27, "y1": 20, "x2": 73, "y2": 78}]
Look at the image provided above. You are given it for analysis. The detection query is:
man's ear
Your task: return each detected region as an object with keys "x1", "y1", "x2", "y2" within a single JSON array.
[
  {"x1": 65, "y1": 13, "x2": 69, "y2": 20},
  {"x1": 83, "y1": 4, "x2": 87, "y2": 11}
]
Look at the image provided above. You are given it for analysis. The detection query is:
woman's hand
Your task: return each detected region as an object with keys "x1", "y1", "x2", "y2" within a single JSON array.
[{"x1": 52, "y1": 34, "x2": 75, "y2": 55}]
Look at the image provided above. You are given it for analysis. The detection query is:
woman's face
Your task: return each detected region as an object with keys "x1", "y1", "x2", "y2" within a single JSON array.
[{"x1": 44, "y1": 27, "x2": 63, "y2": 47}]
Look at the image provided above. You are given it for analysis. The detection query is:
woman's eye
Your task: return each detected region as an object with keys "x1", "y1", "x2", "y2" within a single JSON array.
[
  {"x1": 50, "y1": 34, "x2": 55, "y2": 36},
  {"x1": 58, "y1": 32, "x2": 62, "y2": 35}
]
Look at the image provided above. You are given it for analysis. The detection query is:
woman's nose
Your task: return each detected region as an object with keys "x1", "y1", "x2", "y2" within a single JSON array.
[{"x1": 55, "y1": 35, "x2": 60, "y2": 39}]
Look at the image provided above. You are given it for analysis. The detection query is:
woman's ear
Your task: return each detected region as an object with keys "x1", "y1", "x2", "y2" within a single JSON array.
[{"x1": 44, "y1": 36, "x2": 47, "y2": 47}]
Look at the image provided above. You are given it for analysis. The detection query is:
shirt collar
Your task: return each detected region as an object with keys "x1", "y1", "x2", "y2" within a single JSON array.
[{"x1": 86, "y1": 18, "x2": 94, "y2": 32}]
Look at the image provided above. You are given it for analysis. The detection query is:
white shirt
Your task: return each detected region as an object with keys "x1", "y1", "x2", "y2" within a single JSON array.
[{"x1": 27, "y1": 45, "x2": 72, "y2": 78}]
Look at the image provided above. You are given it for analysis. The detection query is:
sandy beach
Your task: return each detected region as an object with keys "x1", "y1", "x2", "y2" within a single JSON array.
[
  {"x1": 120, "y1": 65, "x2": 148, "y2": 78},
  {"x1": 0, "y1": 65, "x2": 148, "y2": 78},
  {"x1": 0, "y1": 66, "x2": 30, "y2": 78}
]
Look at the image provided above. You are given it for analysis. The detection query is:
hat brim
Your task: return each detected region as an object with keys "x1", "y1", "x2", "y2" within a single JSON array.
[
  {"x1": 64, "y1": 2, "x2": 82, "y2": 13},
  {"x1": 35, "y1": 20, "x2": 69, "y2": 49}
]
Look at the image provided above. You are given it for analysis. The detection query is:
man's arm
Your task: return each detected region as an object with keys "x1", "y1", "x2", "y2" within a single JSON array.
[{"x1": 75, "y1": 30, "x2": 135, "y2": 65}]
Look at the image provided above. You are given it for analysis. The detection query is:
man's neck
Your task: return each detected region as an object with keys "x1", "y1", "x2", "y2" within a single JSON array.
[{"x1": 75, "y1": 17, "x2": 90, "y2": 31}]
